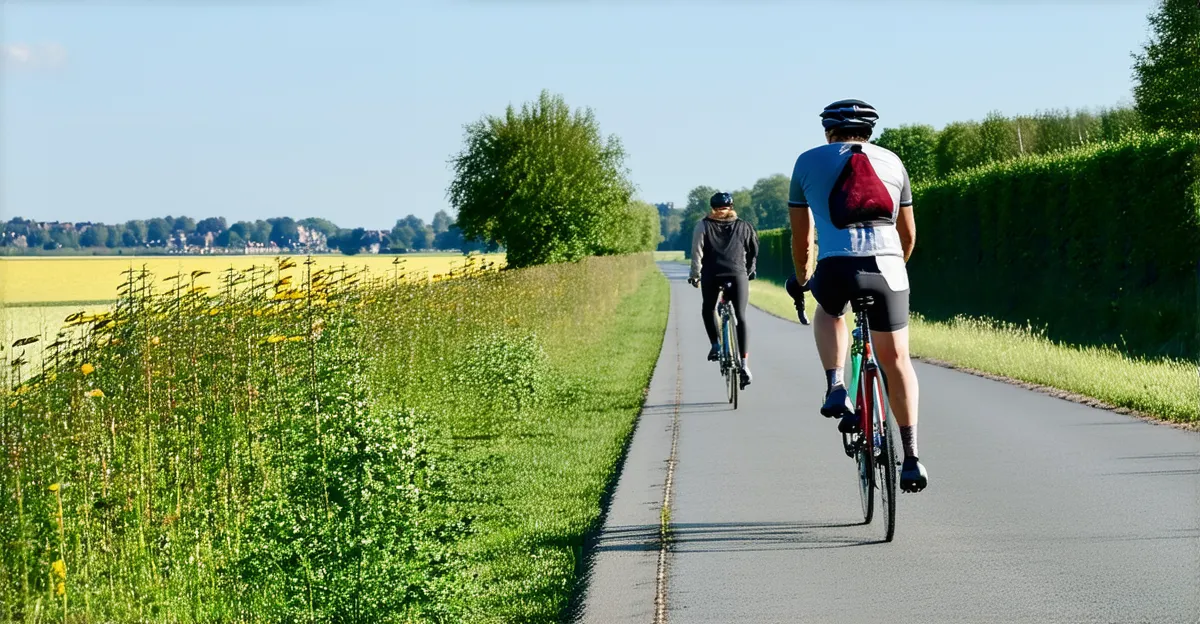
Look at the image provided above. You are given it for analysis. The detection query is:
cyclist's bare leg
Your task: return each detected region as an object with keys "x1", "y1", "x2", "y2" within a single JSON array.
[
  {"x1": 814, "y1": 305, "x2": 855, "y2": 417},
  {"x1": 812, "y1": 305, "x2": 848, "y2": 371},
  {"x1": 873, "y1": 326, "x2": 927, "y2": 490},
  {"x1": 870, "y1": 327, "x2": 918, "y2": 428}
]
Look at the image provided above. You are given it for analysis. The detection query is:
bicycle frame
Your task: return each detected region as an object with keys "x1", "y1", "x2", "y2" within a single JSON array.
[
  {"x1": 843, "y1": 298, "x2": 898, "y2": 540},
  {"x1": 847, "y1": 312, "x2": 882, "y2": 451}
]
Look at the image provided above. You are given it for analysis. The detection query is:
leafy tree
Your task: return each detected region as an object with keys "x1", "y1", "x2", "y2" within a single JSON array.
[
  {"x1": 79, "y1": 225, "x2": 108, "y2": 248},
  {"x1": 230, "y1": 221, "x2": 252, "y2": 240},
  {"x1": 215, "y1": 229, "x2": 244, "y2": 248},
  {"x1": 196, "y1": 217, "x2": 227, "y2": 236},
  {"x1": 173, "y1": 216, "x2": 196, "y2": 235},
  {"x1": 105, "y1": 225, "x2": 123, "y2": 248},
  {"x1": 146, "y1": 218, "x2": 171, "y2": 246},
  {"x1": 413, "y1": 228, "x2": 432, "y2": 250},
  {"x1": 338, "y1": 228, "x2": 367, "y2": 255},
  {"x1": 431, "y1": 210, "x2": 453, "y2": 235},
  {"x1": 874, "y1": 125, "x2": 938, "y2": 184},
  {"x1": 979, "y1": 111, "x2": 1021, "y2": 164},
  {"x1": 449, "y1": 90, "x2": 634, "y2": 269},
  {"x1": 124, "y1": 220, "x2": 147, "y2": 245},
  {"x1": 1133, "y1": 0, "x2": 1200, "y2": 132},
  {"x1": 51, "y1": 229, "x2": 79, "y2": 249},
  {"x1": 434, "y1": 225, "x2": 464, "y2": 251},
  {"x1": 732, "y1": 188, "x2": 756, "y2": 227},
  {"x1": 251, "y1": 221, "x2": 272, "y2": 245},
  {"x1": 25, "y1": 228, "x2": 46, "y2": 248},
  {"x1": 268, "y1": 217, "x2": 299, "y2": 247},
  {"x1": 934, "y1": 122, "x2": 986, "y2": 175},
  {"x1": 1099, "y1": 107, "x2": 1141, "y2": 140},
  {"x1": 750, "y1": 174, "x2": 790, "y2": 230},
  {"x1": 300, "y1": 217, "x2": 340, "y2": 238},
  {"x1": 678, "y1": 185, "x2": 719, "y2": 251},
  {"x1": 657, "y1": 204, "x2": 682, "y2": 250}
]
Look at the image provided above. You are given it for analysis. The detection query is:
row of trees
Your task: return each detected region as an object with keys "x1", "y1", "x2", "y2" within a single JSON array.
[
  {"x1": 874, "y1": 0, "x2": 1197, "y2": 186},
  {"x1": 873, "y1": 108, "x2": 1141, "y2": 185},
  {"x1": 1, "y1": 212, "x2": 490, "y2": 255},
  {"x1": 654, "y1": 176, "x2": 791, "y2": 250},
  {"x1": 449, "y1": 90, "x2": 659, "y2": 269}
]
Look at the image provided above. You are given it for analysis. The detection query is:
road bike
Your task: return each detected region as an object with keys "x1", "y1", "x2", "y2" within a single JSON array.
[
  {"x1": 842, "y1": 295, "x2": 898, "y2": 542},
  {"x1": 715, "y1": 282, "x2": 747, "y2": 409}
]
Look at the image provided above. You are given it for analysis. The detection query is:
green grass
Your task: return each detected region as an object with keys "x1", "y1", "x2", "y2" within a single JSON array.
[
  {"x1": 2, "y1": 253, "x2": 668, "y2": 623},
  {"x1": 653, "y1": 250, "x2": 685, "y2": 263},
  {"x1": 428, "y1": 269, "x2": 669, "y2": 620},
  {"x1": 749, "y1": 280, "x2": 1199, "y2": 424}
]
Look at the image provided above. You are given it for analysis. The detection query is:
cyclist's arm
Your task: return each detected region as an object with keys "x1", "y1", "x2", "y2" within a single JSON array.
[
  {"x1": 688, "y1": 220, "x2": 705, "y2": 281},
  {"x1": 897, "y1": 165, "x2": 915, "y2": 262},
  {"x1": 788, "y1": 207, "x2": 816, "y2": 282},
  {"x1": 787, "y1": 162, "x2": 816, "y2": 283},
  {"x1": 897, "y1": 205, "x2": 915, "y2": 262},
  {"x1": 745, "y1": 224, "x2": 759, "y2": 279}
]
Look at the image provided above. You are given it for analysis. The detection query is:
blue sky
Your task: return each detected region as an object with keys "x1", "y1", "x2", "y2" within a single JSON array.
[{"x1": 2, "y1": 0, "x2": 1158, "y2": 228}]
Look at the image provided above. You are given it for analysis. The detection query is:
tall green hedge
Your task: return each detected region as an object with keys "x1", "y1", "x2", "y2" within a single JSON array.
[
  {"x1": 755, "y1": 227, "x2": 794, "y2": 284},
  {"x1": 911, "y1": 131, "x2": 1199, "y2": 358},
  {"x1": 750, "y1": 132, "x2": 1198, "y2": 358}
]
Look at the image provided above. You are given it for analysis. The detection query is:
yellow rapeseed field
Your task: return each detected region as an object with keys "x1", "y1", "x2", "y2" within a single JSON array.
[
  {"x1": 0, "y1": 253, "x2": 503, "y2": 305},
  {"x1": 1, "y1": 253, "x2": 503, "y2": 367}
]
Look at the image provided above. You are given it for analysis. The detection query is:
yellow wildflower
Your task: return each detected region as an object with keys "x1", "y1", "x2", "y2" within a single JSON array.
[
  {"x1": 150, "y1": 336, "x2": 161, "y2": 346},
  {"x1": 51, "y1": 559, "x2": 65, "y2": 580},
  {"x1": 86, "y1": 389, "x2": 105, "y2": 398},
  {"x1": 48, "y1": 483, "x2": 59, "y2": 492},
  {"x1": 55, "y1": 582, "x2": 65, "y2": 596},
  {"x1": 80, "y1": 363, "x2": 95, "y2": 376}
]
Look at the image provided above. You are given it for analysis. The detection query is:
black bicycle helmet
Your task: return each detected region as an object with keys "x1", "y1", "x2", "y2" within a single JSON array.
[
  {"x1": 710, "y1": 192, "x2": 734, "y2": 208},
  {"x1": 820, "y1": 99, "x2": 879, "y2": 130}
]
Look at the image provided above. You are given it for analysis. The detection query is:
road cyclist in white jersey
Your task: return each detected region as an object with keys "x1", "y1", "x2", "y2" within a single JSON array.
[{"x1": 785, "y1": 99, "x2": 928, "y2": 492}]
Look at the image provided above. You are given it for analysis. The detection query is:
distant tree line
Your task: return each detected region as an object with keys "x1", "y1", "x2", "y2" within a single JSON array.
[
  {"x1": 0, "y1": 211, "x2": 494, "y2": 255},
  {"x1": 871, "y1": 107, "x2": 1143, "y2": 186},
  {"x1": 655, "y1": 175, "x2": 791, "y2": 251}
]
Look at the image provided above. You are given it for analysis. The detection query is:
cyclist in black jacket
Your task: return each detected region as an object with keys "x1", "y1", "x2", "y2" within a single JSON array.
[{"x1": 688, "y1": 192, "x2": 760, "y2": 385}]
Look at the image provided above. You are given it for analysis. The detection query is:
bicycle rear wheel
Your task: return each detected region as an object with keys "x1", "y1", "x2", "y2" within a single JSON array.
[
  {"x1": 872, "y1": 374, "x2": 898, "y2": 542},
  {"x1": 855, "y1": 369, "x2": 874, "y2": 523}
]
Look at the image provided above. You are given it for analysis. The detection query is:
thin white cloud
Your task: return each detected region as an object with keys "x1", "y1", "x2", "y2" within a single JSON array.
[{"x1": 2, "y1": 42, "x2": 67, "y2": 71}]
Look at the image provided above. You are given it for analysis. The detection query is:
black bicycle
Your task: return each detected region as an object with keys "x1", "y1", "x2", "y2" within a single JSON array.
[
  {"x1": 715, "y1": 282, "x2": 747, "y2": 408},
  {"x1": 841, "y1": 295, "x2": 898, "y2": 541}
]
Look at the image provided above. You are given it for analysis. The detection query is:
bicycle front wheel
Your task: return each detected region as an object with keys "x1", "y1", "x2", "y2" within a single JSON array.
[{"x1": 727, "y1": 314, "x2": 739, "y2": 409}]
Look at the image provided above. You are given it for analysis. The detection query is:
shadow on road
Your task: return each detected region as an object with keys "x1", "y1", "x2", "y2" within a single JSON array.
[
  {"x1": 641, "y1": 401, "x2": 729, "y2": 414},
  {"x1": 593, "y1": 520, "x2": 880, "y2": 555}
]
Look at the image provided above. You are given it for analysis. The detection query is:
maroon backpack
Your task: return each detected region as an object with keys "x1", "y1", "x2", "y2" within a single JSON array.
[{"x1": 828, "y1": 144, "x2": 895, "y2": 229}]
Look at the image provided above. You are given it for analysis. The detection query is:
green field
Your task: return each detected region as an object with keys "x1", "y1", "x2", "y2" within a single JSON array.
[{"x1": 749, "y1": 281, "x2": 1199, "y2": 424}]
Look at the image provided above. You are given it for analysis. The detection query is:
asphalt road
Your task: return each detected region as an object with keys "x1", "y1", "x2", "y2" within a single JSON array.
[{"x1": 577, "y1": 263, "x2": 1200, "y2": 624}]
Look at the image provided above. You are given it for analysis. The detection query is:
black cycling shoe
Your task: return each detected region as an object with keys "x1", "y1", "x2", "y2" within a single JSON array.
[
  {"x1": 837, "y1": 412, "x2": 860, "y2": 434},
  {"x1": 820, "y1": 384, "x2": 854, "y2": 418},
  {"x1": 901, "y1": 457, "x2": 928, "y2": 493},
  {"x1": 707, "y1": 345, "x2": 720, "y2": 362}
]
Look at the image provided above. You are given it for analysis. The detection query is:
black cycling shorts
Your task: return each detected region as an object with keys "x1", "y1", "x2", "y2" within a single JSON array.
[{"x1": 809, "y1": 256, "x2": 910, "y2": 331}]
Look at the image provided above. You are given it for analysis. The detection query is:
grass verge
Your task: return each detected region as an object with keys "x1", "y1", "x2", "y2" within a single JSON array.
[
  {"x1": 749, "y1": 280, "x2": 1199, "y2": 424},
  {"x1": 440, "y1": 268, "x2": 668, "y2": 621}
]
